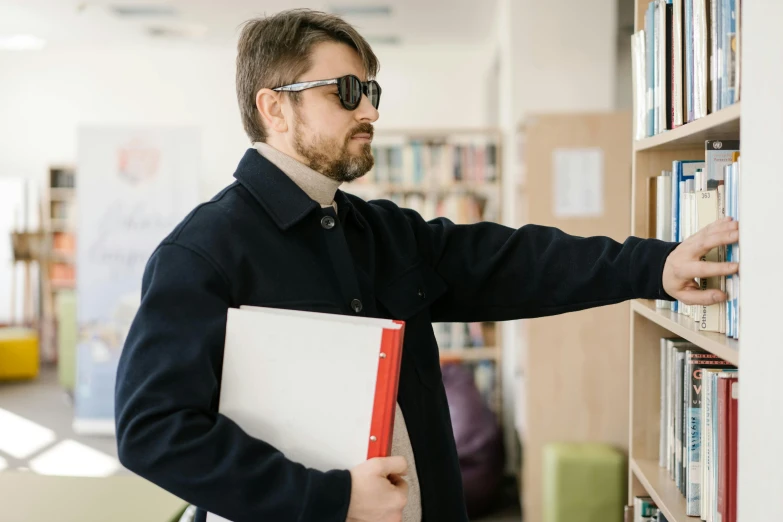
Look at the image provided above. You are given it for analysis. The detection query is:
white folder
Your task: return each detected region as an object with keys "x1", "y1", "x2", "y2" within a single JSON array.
[{"x1": 206, "y1": 306, "x2": 405, "y2": 522}]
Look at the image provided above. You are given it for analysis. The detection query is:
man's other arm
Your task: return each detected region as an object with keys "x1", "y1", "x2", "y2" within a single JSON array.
[{"x1": 115, "y1": 242, "x2": 350, "y2": 522}]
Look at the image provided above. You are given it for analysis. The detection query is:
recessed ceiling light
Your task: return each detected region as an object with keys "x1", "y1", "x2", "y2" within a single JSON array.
[
  {"x1": 0, "y1": 34, "x2": 47, "y2": 50},
  {"x1": 110, "y1": 4, "x2": 178, "y2": 17},
  {"x1": 365, "y1": 35, "x2": 401, "y2": 45},
  {"x1": 329, "y1": 5, "x2": 393, "y2": 17}
]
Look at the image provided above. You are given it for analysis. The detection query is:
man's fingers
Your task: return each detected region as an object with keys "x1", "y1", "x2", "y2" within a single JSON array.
[
  {"x1": 678, "y1": 289, "x2": 728, "y2": 306},
  {"x1": 683, "y1": 260, "x2": 739, "y2": 279},
  {"x1": 686, "y1": 218, "x2": 739, "y2": 255},
  {"x1": 693, "y1": 228, "x2": 739, "y2": 255},
  {"x1": 374, "y1": 456, "x2": 408, "y2": 477}
]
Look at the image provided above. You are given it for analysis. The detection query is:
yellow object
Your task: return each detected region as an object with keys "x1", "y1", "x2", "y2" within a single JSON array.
[{"x1": 0, "y1": 327, "x2": 39, "y2": 380}]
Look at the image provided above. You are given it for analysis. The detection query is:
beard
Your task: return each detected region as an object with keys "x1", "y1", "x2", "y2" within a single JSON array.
[{"x1": 292, "y1": 113, "x2": 374, "y2": 183}]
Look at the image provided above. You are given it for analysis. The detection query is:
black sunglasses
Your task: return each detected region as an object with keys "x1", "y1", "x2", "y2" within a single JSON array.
[{"x1": 273, "y1": 74, "x2": 381, "y2": 111}]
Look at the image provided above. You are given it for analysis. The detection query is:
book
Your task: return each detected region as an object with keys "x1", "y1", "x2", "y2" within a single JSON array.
[
  {"x1": 694, "y1": 183, "x2": 721, "y2": 332},
  {"x1": 656, "y1": 172, "x2": 673, "y2": 309},
  {"x1": 646, "y1": 2, "x2": 656, "y2": 137},
  {"x1": 206, "y1": 306, "x2": 405, "y2": 522},
  {"x1": 632, "y1": 30, "x2": 648, "y2": 140},
  {"x1": 685, "y1": 351, "x2": 734, "y2": 516},
  {"x1": 634, "y1": 496, "x2": 657, "y2": 522},
  {"x1": 672, "y1": 0, "x2": 684, "y2": 127}
]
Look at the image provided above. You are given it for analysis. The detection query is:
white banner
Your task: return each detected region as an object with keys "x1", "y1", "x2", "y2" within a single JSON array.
[{"x1": 74, "y1": 127, "x2": 200, "y2": 434}]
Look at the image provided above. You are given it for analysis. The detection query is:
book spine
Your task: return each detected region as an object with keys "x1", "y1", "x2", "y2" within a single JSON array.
[
  {"x1": 685, "y1": 351, "x2": 700, "y2": 513},
  {"x1": 701, "y1": 369, "x2": 713, "y2": 520},
  {"x1": 675, "y1": 350, "x2": 685, "y2": 489},
  {"x1": 696, "y1": 188, "x2": 721, "y2": 331},
  {"x1": 666, "y1": 1, "x2": 674, "y2": 130},
  {"x1": 657, "y1": 173, "x2": 673, "y2": 309},
  {"x1": 685, "y1": 0, "x2": 694, "y2": 122},
  {"x1": 660, "y1": 339, "x2": 668, "y2": 467},
  {"x1": 726, "y1": 0, "x2": 737, "y2": 105},
  {"x1": 673, "y1": 0, "x2": 684, "y2": 127},
  {"x1": 710, "y1": 372, "x2": 721, "y2": 522},
  {"x1": 716, "y1": 376, "x2": 729, "y2": 521},
  {"x1": 727, "y1": 378, "x2": 738, "y2": 522},
  {"x1": 654, "y1": 0, "x2": 661, "y2": 135},
  {"x1": 647, "y1": 3, "x2": 657, "y2": 137}
]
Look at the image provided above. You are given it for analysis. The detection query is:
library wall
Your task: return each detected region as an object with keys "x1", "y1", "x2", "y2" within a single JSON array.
[{"x1": 0, "y1": 43, "x2": 496, "y2": 199}]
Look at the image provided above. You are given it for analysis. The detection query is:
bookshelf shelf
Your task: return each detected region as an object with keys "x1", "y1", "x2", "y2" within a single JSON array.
[
  {"x1": 634, "y1": 103, "x2": 741, "y2": 152},
  {"x1": 49, "y1": 188, "x2": 75, "y2": 200},
  {"x1": 631, "y1": 300, "x2": 739, "y2": 365},
  {"x1": 438, "y1": 347, "x2": 499, "y2": 362},
  {"x1": 631, "y1": 459, "x2": 690, "y2": 522}
]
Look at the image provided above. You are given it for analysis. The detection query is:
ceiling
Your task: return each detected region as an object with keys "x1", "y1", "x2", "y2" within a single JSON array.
[{"x1": 0, "y1": 0, "x2": 498, "y2": 49}]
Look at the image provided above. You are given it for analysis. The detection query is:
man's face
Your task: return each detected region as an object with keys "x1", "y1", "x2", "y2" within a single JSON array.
[{"x1": 286, "y1": 41, "x2": 379, "y2": 183}]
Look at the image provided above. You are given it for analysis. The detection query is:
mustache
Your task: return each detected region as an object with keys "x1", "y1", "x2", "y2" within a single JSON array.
[{"x1": 349, "y1": 123, "x2": 374, "y2": 139}]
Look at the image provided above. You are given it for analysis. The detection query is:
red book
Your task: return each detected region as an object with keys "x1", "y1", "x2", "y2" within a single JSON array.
[
  {"x1": 717, "y1": 376, "x2": 738, "y2": 522},
  {"x1": 727, "y1": 377, "x2": 739, "y2": 522}
]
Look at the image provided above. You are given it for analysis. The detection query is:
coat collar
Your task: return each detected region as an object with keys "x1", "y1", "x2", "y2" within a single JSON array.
[{"x1": 233, "y1": 148, "x2": 363, "y2": 231}]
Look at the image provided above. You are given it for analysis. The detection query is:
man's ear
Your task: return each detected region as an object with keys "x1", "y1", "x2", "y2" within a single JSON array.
[{"x1": 256, "y1": 88, "x2": 288, "y2": 134}]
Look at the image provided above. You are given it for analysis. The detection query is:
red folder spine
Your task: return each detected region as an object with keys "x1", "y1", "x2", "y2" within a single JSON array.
[{"x1": 367, "y1": 321, "x2": 405, "y2": 460}]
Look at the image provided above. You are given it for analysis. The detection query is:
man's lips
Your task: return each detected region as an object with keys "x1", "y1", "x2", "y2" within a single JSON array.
[{"x1": 351, "y1": 133, "x2": 372, "y2": 140}]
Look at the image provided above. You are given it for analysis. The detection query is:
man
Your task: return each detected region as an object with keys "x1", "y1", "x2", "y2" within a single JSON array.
[{"x1": 115, "y1": 8, "x2": 739, "y2": 522}]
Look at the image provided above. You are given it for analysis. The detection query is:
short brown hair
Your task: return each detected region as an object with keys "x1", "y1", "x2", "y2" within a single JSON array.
[{"x1": 236, "y1": 9, "x2": 380, "y2": 143}]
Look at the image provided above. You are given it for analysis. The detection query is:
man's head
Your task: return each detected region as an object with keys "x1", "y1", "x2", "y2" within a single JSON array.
[{"x1": 236, "y1": 9, "x2": 380, "y2": 183}]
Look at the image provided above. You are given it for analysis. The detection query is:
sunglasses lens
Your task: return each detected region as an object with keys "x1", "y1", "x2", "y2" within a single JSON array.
[
  {"x1": 338, "y1": 75, "x2": 362, "y2": 109},
  {"x1": 367, "y1": 81, "x2": 381, "y2": 109}
]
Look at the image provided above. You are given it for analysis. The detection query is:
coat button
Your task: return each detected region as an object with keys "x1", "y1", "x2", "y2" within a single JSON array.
[
  {"x1": 321, "y1": 216, "x2": 336, "y2": 229},
  {"x1": 417, "y1": 287, "x2": 426, "y2": 299},
  {"x1": 350, "y1": 299, "x2": 363, "y2": 313}
]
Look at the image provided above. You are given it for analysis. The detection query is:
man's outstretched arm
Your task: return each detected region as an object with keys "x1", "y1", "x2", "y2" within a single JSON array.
[{"x1": 399, "y1": 207, "x2": 738, "y2": 323}]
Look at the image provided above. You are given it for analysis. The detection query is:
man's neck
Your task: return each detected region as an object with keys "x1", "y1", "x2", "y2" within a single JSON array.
[{"x1": 253, "y1": 141, "x2": 341, "y2": 208}]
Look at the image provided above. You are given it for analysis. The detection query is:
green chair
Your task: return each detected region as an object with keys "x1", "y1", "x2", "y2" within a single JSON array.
[{"x1": 542, "y1": 442, "x2": 625, "y2": 522}]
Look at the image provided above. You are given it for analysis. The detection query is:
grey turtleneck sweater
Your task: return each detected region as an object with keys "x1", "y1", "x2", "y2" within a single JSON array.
[{"x1": 253, "y1": 142, "x2": 422, "y2": 522}]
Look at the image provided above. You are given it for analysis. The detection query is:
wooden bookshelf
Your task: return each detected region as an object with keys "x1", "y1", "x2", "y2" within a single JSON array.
[
  {"x1": 634, "y1": 103, "x2": 741, "y2": 151},
  {"x1": 40, "y1": 165, "x2": 78, "y2": 363},
  {"x1": 439, "y1": 347, "x2": 499, "y2": 362},
  {"x1": 631, "y1": 300, "x2": 739, "y2": 366},
  {"x1": 628, "y1": 0, "x2": 742, "y2": 518},
  {"x1": 631, "y1": 459, "x2": 689, "y2": 522}
]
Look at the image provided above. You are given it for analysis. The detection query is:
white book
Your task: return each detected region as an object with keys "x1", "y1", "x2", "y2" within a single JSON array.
[
  {"x1": 660, "y1": 338, "x2": 669, "y2": 467},
  {"x1": 696, "y1": 189, "x2": 721, "y2": 331},
  {"x1": 656, "y1": 173, "x2": 673, "y2": 309},
  {"x1": 207, "y1": 306, "x2": 405, "y2": 522}
]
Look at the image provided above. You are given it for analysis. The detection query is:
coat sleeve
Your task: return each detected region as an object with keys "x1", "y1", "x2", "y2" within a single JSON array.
[
  {"x1": 402, "y1": 212, "x2": 678, "y2": 323},
  {"x1": 115, "y1": 242, "x2": 351, "y2": 522}
]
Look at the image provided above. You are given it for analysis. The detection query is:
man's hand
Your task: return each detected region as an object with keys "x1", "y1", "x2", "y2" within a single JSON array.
[
  {"x1": 346, "y1": 456, "x2": 408, "y2": 522},
  {"x1": 662, "y1": 217, "x2": 739, "y2": 305}
]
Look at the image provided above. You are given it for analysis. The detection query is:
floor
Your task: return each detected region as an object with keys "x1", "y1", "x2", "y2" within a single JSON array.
[{"x1": 0, "y1": 365, "x2": 522, "y2": 521}]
